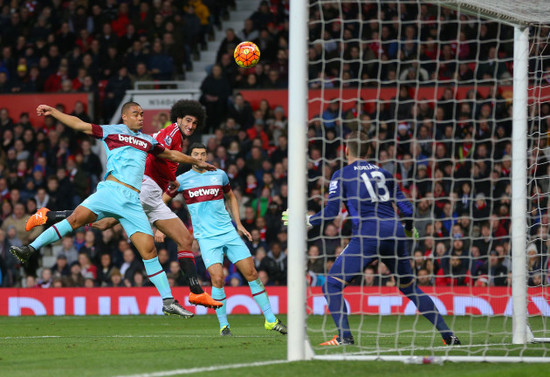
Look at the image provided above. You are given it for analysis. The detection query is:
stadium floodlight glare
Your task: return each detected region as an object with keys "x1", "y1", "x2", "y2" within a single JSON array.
[{"x1": 288, "y1": 0, "x2": 550, "y2": 363}]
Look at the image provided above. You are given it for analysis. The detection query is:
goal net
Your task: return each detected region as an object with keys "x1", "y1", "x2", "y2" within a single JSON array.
[{"x1": 287, "y1": 0, "x2": 550, "y2": 362}]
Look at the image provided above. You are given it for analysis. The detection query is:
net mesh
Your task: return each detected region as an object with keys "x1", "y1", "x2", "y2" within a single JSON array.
[{"x1": 304, "y1": 0, "x2": 550, "y2": 359}]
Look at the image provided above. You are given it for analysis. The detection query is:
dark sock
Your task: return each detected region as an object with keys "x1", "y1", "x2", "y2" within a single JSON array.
[
  {"x1": 46, "y1": 210, "x2": 74, "y2": 226},
  {"x1": 400, "y1": 284, "x2": 452, "y2": 339},
  {"x1": 323, "y1": 276, "x2": 352, "y2": 339},
  {"x1": 177, "y1": 251, "x2": 204, "y2": 294}
]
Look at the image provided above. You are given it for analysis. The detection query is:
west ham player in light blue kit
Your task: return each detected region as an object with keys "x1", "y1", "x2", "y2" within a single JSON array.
[
  {"x1": 165, "y1": 143, "x2": 287, "y2": 336},
  {"x1": 286, "y1": 131, "x2": 460, "y2": 346},
  {"x1": 10, "y1": 102, "x2": 215, "y2": 317}
]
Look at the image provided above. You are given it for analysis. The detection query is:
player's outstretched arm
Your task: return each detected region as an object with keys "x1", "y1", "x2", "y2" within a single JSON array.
[
  {"x1": 36, "y1": 104, "x2": 93, "y2": 135},
  {"x1": 157, "y1": 149, "x2": 216, "y2": 171},
  {"x1": 224, "y1": 189, "x2": 252, "y2": 241}
]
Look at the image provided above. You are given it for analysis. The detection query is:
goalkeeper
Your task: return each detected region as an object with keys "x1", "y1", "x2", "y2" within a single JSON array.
[{"x1": 283, "y1": 131, "x2": 460, "y2": 346}]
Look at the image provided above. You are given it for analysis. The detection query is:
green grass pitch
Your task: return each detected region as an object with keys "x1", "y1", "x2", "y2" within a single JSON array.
[{"x1": 1, "y1": 315, "x2": 549, "y2": 377}]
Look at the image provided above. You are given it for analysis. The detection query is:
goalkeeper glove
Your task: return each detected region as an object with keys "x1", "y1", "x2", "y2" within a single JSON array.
[
  {"x1": 282, "y1": 209, "x2": 312, "y2": 229},
  {"x1": 282, "y1": 210, "x2": 288, "y2": 225},
  {"x1": 404, "y1": 227, "x2": 419, "y2": 239}
]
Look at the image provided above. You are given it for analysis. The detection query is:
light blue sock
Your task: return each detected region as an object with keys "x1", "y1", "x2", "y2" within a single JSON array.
[
  {"x1": 248, "y1": 278, "x2": 276, "y2": 323},
  {"x1": 211, "y1": 286, "x2": 229, "y2": 329},
  {"x1": 143, "y1": 257, "x2": 172, "y2": 299},
  {"x1": 30, "y1": 219, "x2": 73, "y2": 250}
]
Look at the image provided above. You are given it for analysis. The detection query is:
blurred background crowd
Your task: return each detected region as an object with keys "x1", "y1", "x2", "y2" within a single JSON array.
[{"x1": 0, "y1": 1, "x2": 549, "y2": 291}]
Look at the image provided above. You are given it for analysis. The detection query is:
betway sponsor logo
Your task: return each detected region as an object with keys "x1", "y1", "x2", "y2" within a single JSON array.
[
  {"x1": 105, "y1": 133, "x2": 151, "y2": 152},
  {"x1": 188, "y1": 187, "x2": 219, "y2": 198},
  {"x1": 118, "y1": 134, "x2": 148, "y2": 149},
  {"x1": 182, "y1": 185, "x2": 224, "y2": 204}
]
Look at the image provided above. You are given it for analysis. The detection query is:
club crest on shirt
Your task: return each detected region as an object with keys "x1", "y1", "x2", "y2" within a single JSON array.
[
  {"x1": 210, "y1": 176, "x2": 219, "y2": 184},
  {"x1": 329, "y1": 180, "x2": 338, "y2": 194},
  {"x1": 164, "y1": 135, "x2": 172, "y2": 146}
]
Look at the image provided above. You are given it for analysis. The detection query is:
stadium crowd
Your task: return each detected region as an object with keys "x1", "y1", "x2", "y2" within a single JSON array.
[{"x1": 0, "y1": 1, "x2": 549, "y2": 291}]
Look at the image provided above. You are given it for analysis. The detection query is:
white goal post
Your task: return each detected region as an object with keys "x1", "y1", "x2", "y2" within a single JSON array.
[{"x1": 287, "y1": 0, "x2": 550, "y2": 362}]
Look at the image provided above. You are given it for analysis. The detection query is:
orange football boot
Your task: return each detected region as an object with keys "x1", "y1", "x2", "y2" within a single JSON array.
[
  {"x1": 25, "y1": 207, "x2": 50, "y2": 231},
  {"x1": 188, "y1": 292, "x2": 223, "y2": 309},
  {"x1": 320, "y1": 335, "x2": 354, "y2": 346}
]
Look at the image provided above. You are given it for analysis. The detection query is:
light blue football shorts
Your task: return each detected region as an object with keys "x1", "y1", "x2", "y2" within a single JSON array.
[
  {"x1": 80, "y1": 180, "x2": 153, "y2": 237},
  {"x1": 198, "y1": 230, "x2": 251, "y2": 269}
]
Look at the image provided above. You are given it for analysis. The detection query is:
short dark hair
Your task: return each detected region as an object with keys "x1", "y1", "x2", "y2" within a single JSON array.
[
  {"x1": 170, "y1": 100, "x2": 206, "y2": 129},
  {"x1": 121, "y1": 101, "x2": 141, "y2": 115},
  {"x1": 189, "y1": 142, "x2": 207, "y2": 154},
  {"x1": 346, "y1": 131, "x2": 370, "y2": 158}
]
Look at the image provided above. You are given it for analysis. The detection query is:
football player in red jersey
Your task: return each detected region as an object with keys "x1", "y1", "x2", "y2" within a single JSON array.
[{"x1": 27, "y1": 100, "x2": 222, "y2": 310}]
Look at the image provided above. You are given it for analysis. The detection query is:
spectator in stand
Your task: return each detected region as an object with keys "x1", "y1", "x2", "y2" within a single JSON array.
[
  {"x1": 168, "y1": 261, "x2": 186, "y2": 287},
  {"x1": 52, "y1": 236, "x2": 79, "y2": 265},
  {"x1": 217, "y1": 28, "x2": 241, "y2": 64},
  {"x1": 131, "y1": 62, "x2": 154, "y2": 89},
  {"x1": 245, "y1": 228, "x2": 267, "y2": 257},
  {"x1": 79, "y1": 139, "x2": 102, "y2": 191},
  {"x1": 200, "y1": 64, "x2": 232, "y2": 132},
  {"x1": 250, "y1": 1, "x2": 275, "y2": 34},
  {"x1": 51, "y1": 253, "x2": 70, "y2": 279},
  {"x1": 412, "y1": 249, "x2": 433, "y2": 276},
  {"x1": 227, "y1": 93, "x2": 254, "y2": 130},
  {"x1": 2, "y1": 203, "x2": 38, "y2": 245},
  {"x1": 25, "y1": 275, "x2": 37, "y2": 288},
  {"x1": 0, "y1": 228, "x2": 19, "y2": 287},
  {"x1": 120, "y1": 248, "x2": 142, "y2": 286},
  {"x1": 36, "y1": 267, "x2": 53, "y2": 288},
  {"x1": 66, "y1": 155, "x2": 90, "y2": 205},
  {"x1": 237, "y1": 19, "x2": 259, "y2": 42},
  {"x1": 44, "y1": 64, "x2": 70, "y2": 93},
  {"x1": 108, "y1": 268, "x2": 124, "y2": 287},
  {"x1": 477, "y1": 250, "x2": 508, "y2": 286},
  {"x1": 65, "y1": 261, "x2": 85, "y2": 287},
  {"x1": 417, "y1": 268, "x2": 432, "y2": 287},
  {"x1": 102, "y1": 65, "x2": 132, "y2": 121},
  {"x1": 307, "y1": 244, "x2": 325, "y2": 274},
  {"x1": 315, "y1": 223, "x2": 341, "y2": 257},
  {"x1": 96, "y1": 252, "x2": 114, "y2": 287},
  {"x1": 189, "y1": 0, "x2": 212, "y2": 50}
]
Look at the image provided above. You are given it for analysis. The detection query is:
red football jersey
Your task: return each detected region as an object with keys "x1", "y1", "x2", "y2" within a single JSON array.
[{"x1": 144, "y1": 123, "x2": 184, "y2": 191}]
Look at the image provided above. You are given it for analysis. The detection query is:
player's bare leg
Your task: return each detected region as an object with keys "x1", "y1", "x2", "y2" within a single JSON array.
[
  {"x1": 130, "y1": 231, "x2": 193, "y2": 318},
  {"x1": 154, "y1": 218, "x2": 222, "y2": 309},
  {"x1": 12, "y1": 206, "x2": 97, "y2": 263},
  {"x1": 235, "y1": 257, "x2": 287, "y2": 335}
]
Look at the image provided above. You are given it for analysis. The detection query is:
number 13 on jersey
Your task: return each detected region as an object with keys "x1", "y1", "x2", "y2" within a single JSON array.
[{"x1": 361, "y1": 171, "x2": 390, "y2": 202}]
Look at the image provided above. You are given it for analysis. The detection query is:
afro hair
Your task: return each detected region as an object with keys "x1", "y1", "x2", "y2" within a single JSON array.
[{"x1": 170, "y1": 100, "x2": 206, "y2": 129}]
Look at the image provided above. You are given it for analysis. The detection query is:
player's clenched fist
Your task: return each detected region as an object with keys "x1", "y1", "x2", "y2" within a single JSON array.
[{"x1": 36, "y1": 104, "x2": 55, "y2": 117}]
